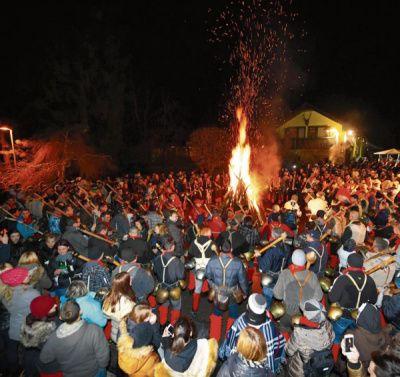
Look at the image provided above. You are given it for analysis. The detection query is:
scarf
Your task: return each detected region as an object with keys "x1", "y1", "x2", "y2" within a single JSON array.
[
  {"x1": 299, "y1": 316, "x2": 320, "y2": 329},
  {"x1": 342, "y1": 266, "x2": 365, "y2": 274},
  {"x1": 289, "y1": 264, "x2": 306, "y2": 275}
]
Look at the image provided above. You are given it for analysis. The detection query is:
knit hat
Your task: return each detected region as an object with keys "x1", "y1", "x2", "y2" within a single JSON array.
[
  {"x1": 88, "y1": 246, "x2": 103, "y2": 260},
  {"x1": 292, "y1": 249, "x2": 306, "y2": 266},
  {"x1": 347, "y1": 253, "x2": 364, "y2": 268},
  {"x1": 30, "y1": 295, "x2": 57, "y2": 319},
  {"x1": 343, "y1": 238, "x2": 356, "y2": 252},
  {"x1": 248, "y1": 293, "x2": 267, "y2": 315},
  {"x1": 0, "y1": 267, "x2": 29, "y2": 287},
  {"x1": 301, "y1": 299, "x2": 326, "y2": 323}
]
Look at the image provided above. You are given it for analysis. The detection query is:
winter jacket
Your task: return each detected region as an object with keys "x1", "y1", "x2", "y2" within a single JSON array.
[
  {"x1": 382, "y1": 294, "x2": 400, "y2": 330},
  {"x1": 81, "y1": 261, "x2": 111, "y2": 293},
  {"x1": 273, "y1": 269, "x2": 323, "y2": 316},
  {"x1": 61, "y1": 293, "x2": 107, "y2": 328},
  {"x1": 0, "y1": 243, "x2": 10, "y2": 263},
  {"x1": 48, "y1": 252, "x2": 84, "y2": 289},
  {"x1": 346, "y1": 304, "x2": 391, "y2": 370},
  {"x1": 22, "y1": 263, "x2": 52, "y2": 292},
  {"x1": 216, "y1": 230, "x2": 250, "y2": 257},
  {"x1": 21, "y1": 319, "x2": 56, "y2": 348},
  {"x1": 62, "y1": 226, "x2": 89, "y2": 256},
  {"x1": 153, "y1": 254, "x2": 185, "y2": 287},
  {"x1": 217, "y1": 352, "x2": 275, "y2": 377},
  {"x1": 1, "y1": 285, "x2": 40, "y2": 340},
  {"x1": 103, "y1": 295, "x2": 135, "y2": 343},
  {"x1": 154, "y1": 338, "x2": 218, "y2": 377},
  {"x1": 258, "y1": 245, "x2": 288, "y2": 274},
  {"x1": 285, "y1": 320, "x2": 335, "y2": 377},
  {"x1": 220, "y1": 312, "x2": 285, "y2": 373},
  {"x1": 118, "y1": 320, "x2": 160, "y2": 377},
  {"x1": 205, "y1": 254, "x2": 248, "y2": 295},
  {"x1": 328, "y1": 272, "x2": 377, "y2": 312},
  {"x1": 166, "y1": 219, "x2": 184, "y2": 257},
  {"x1": 127, "y1": 319, "x2": 161, "y2": 349},
  {"x1": 145, "y1": 211, "x2": 163, "y2": 230},
  {"x1": 111, "y1": 263, "x2": 155, "y2": 301},
  {"x1": 40, "y1": 320, "x2": 109, "y2": 377},
  {"x1": 88, "y1": 237, "x2": 114, "y2": 258}
]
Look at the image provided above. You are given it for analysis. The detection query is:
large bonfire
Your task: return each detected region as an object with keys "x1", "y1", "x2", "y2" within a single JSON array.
[{"x1": 228, "y1": 107, "x2": 260, "y2": 216}]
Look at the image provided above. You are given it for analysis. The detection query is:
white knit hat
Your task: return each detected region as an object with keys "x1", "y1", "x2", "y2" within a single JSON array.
[
  {"x1": 248, "y1": 293, "x2": 267, "y2": 315},
  {"x1": 292, "y1": 249, "x2": 306, "y2": 266}
]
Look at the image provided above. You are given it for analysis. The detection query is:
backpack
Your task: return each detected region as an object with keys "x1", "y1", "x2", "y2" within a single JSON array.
[
  {"x1": 81, "y1": 263, "x2": 111, "y2": 293},
  {"x1": 303, "y1": 348, "x2": 334, "y2": 377}
]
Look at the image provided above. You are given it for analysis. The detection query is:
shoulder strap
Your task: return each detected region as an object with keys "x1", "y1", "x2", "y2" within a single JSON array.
[
  {"x1": 194, "y1": 238, "x2": 212, "y2": 262},
  {"x1": 161, "y1": 256, "x2": 176, "y2": 284},
  {"x1": 218, "y1": 256, "x2": 233, "y2": 287},
  {"x1": 346, "y1": 273, "x2": 367, "y2": 309},
  {"x1": 293, "y1": 270, "x2": 313, "y2": 303}
]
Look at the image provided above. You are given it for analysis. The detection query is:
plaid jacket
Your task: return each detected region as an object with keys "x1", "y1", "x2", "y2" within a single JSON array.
[{"x1": 219, "y1": 312, "x2": 286, "y2": 373}]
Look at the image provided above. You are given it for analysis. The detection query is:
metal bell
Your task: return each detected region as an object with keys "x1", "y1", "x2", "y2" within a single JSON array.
[
  {"x1": 351, "y1": 309, "x2": 358, "y2": 320},
  {"x1": 195, "y1": 268, "x2": 206, "y2": 281},
  {"x1": 319, "y1": 276, "x2": 332, "y2": 293},
  {"x1": 178, "y1": 279, "x2": 187, "y2": 290},
  {"x1": 261, "y1": 273, "x2": 274, "y2": 288},
  {"x1": 291, "y1": 314, "x2": 302, "y2": 326},
  {"x1": 327, "y1": 303, "x2": 343, "y2": 321},
  {"x1": 185, "y1": 259, "x2": 196, "y2": 270},
  {"x1": 269, "y1": 301, "x2": 286, "y2": 320},
  {"x1": 208, "y1": 288, "x2": 215, "y2": 302},
  {"x1": 169, "y1": 286, "x2": 182, "y2": 301},
  {"x1": 156, "y1": 287, "x2": 169, "y2": 304},
  {"x1": 306, "y1": 251, "x2": 317, "y2": 265},
  {"x1": 325, "y1": 266, "x2": 335, "y2": 278}
]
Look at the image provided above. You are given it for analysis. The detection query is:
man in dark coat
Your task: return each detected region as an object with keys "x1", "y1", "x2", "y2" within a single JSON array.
[
  {"x1": 119, "y1": 227, "x2": 152, "y2": 264},
  {"x1": 166, "y1": 211, "x2": 184, "y2": 257}
]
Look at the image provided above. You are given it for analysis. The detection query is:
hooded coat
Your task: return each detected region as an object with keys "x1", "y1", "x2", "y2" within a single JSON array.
[
  {"x1": 346, "y1": 304, "x2": 391, "y2": 370},
  {"x1": 217, "y1": 352, "x2": 274, "y2": 377},
  {"x1": 154, "y1": 338, "x2": 218, "y2": 377},
  {"x1": 285, "y1": 320, "x2": 334, "y2": 377}
]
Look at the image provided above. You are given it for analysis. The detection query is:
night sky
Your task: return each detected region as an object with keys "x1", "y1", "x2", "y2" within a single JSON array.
[{"x1": 0, "y1": 1, "x2": 399, "y2": 149}]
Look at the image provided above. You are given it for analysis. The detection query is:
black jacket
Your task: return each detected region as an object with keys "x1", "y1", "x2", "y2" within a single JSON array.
[
  {"x1": 216, "y1": 230, "x2": 250, "y2": 257},
  {"x1": 188, "y1": 235, "x2": 216, "y2": 259},
  {"x1": 153, "y1": 253, "x2": 185, "y2": 286},
  {"x1": 217, "y1": 353, "x2": 274, "y2": 377},
  {"x1": 328, "y1": 271, "x2": 377, "y2": 313}
]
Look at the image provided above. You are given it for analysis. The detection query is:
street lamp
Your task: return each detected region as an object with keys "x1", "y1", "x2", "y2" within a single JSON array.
[{"x1": 0, "y1": 125, "x2": 17, "y2": 168}]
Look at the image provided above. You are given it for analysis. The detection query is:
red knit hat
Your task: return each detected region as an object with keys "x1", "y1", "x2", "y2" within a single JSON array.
[
  {"x1": 30, "y1": 296, "x2": 57, "y2": 319},
  {"x1": 0, "y1": 267, "x2": 29, "y2": 287}
]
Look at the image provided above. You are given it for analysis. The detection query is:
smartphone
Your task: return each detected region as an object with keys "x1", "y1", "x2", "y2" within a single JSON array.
[
  {"x1": 344, "y1": 334, "x2": 354, "y2": 353},
  {"x1": 166, "y1": 323, "x2": 174, "y2": 336}
]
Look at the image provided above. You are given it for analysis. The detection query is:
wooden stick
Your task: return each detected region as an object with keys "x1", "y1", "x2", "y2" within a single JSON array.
[
  {"x1": 2, "y1": 215, "x2": 44, "y2": 235},
  {"x1": 256, "y1": 235, "x2": 286, "y2": 256},
  {"x1": 365, "y1": 256, "x2": 396, "y2": 275},
  {"x1": 204, "y1": 204, "x2": 213, "y2": 217},
  {"x1": 33, "y1": 194, "x2": 68, "y2": 217},
  {"x1": 78, "y1": 228, "x2": 117, "y2": 246}
]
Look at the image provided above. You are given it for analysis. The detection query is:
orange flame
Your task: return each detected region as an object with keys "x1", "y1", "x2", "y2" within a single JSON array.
[{"x1": 229, "y1": 107, "x2": 260, "y2": 213}]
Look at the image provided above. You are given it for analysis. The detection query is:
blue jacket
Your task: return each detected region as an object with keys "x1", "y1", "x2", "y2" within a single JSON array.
[
  {"x1": 205, "y1": 254, "x2": 248, "y2": 295},
  {"x1": 16, "y1": 216, "x2": 36, "y2": 239},
  {"x1": 60, "y1": 293, "x2": 107, "y2": 328},
  {"x1": 259, "y1": 245, "x2": 288, "y2": 274}
]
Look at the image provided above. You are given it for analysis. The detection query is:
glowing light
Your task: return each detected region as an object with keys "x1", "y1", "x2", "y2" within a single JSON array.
[
  {"x1": 228, "y1": 107, "x2": 260, "y2": 213},
  {"x1": 328, "y1": 128, "x2": 339, "y2": 144},
  {"x1": 0, "y1": 126, "x2": 11, "y2": 131}
]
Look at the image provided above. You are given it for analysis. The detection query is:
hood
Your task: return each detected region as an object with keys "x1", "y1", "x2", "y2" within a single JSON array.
[
  {"x1": 357, "y1": 303, "x2": 381, "y2": 334},
  {"x1": 56, "y1": 320, "x2": 84, "y2": 339},
  {"x1": 164, "y1": 338, "x2": 197, "y2": 373}
]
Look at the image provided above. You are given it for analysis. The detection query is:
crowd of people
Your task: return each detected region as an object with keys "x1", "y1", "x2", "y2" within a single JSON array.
[{"x1": 1, "y1": 159, "x2": 400, "y2": 376}]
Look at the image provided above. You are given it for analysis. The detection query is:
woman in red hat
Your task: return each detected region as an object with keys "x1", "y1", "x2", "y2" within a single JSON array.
[{"x1": 20, "y1": 295, "x2": 59, "y2": 377}]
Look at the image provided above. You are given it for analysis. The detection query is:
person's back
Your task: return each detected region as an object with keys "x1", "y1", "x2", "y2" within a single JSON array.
[{"x1": 40, "y1": 301, "x2": 109, "y2": 377}]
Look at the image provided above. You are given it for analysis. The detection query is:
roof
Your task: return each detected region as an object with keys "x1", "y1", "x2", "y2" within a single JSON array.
[
  {"x1": 279, "y1": 108, "x2": 343, "y2": 130},
  {"x1": 374, "y1": 148, "x2": 400, "y2": 155}
]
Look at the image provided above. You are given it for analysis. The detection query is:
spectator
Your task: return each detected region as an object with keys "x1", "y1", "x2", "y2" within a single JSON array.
[{"x1": 40, "y1": 301, "x2": 109, "y2": 377}]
